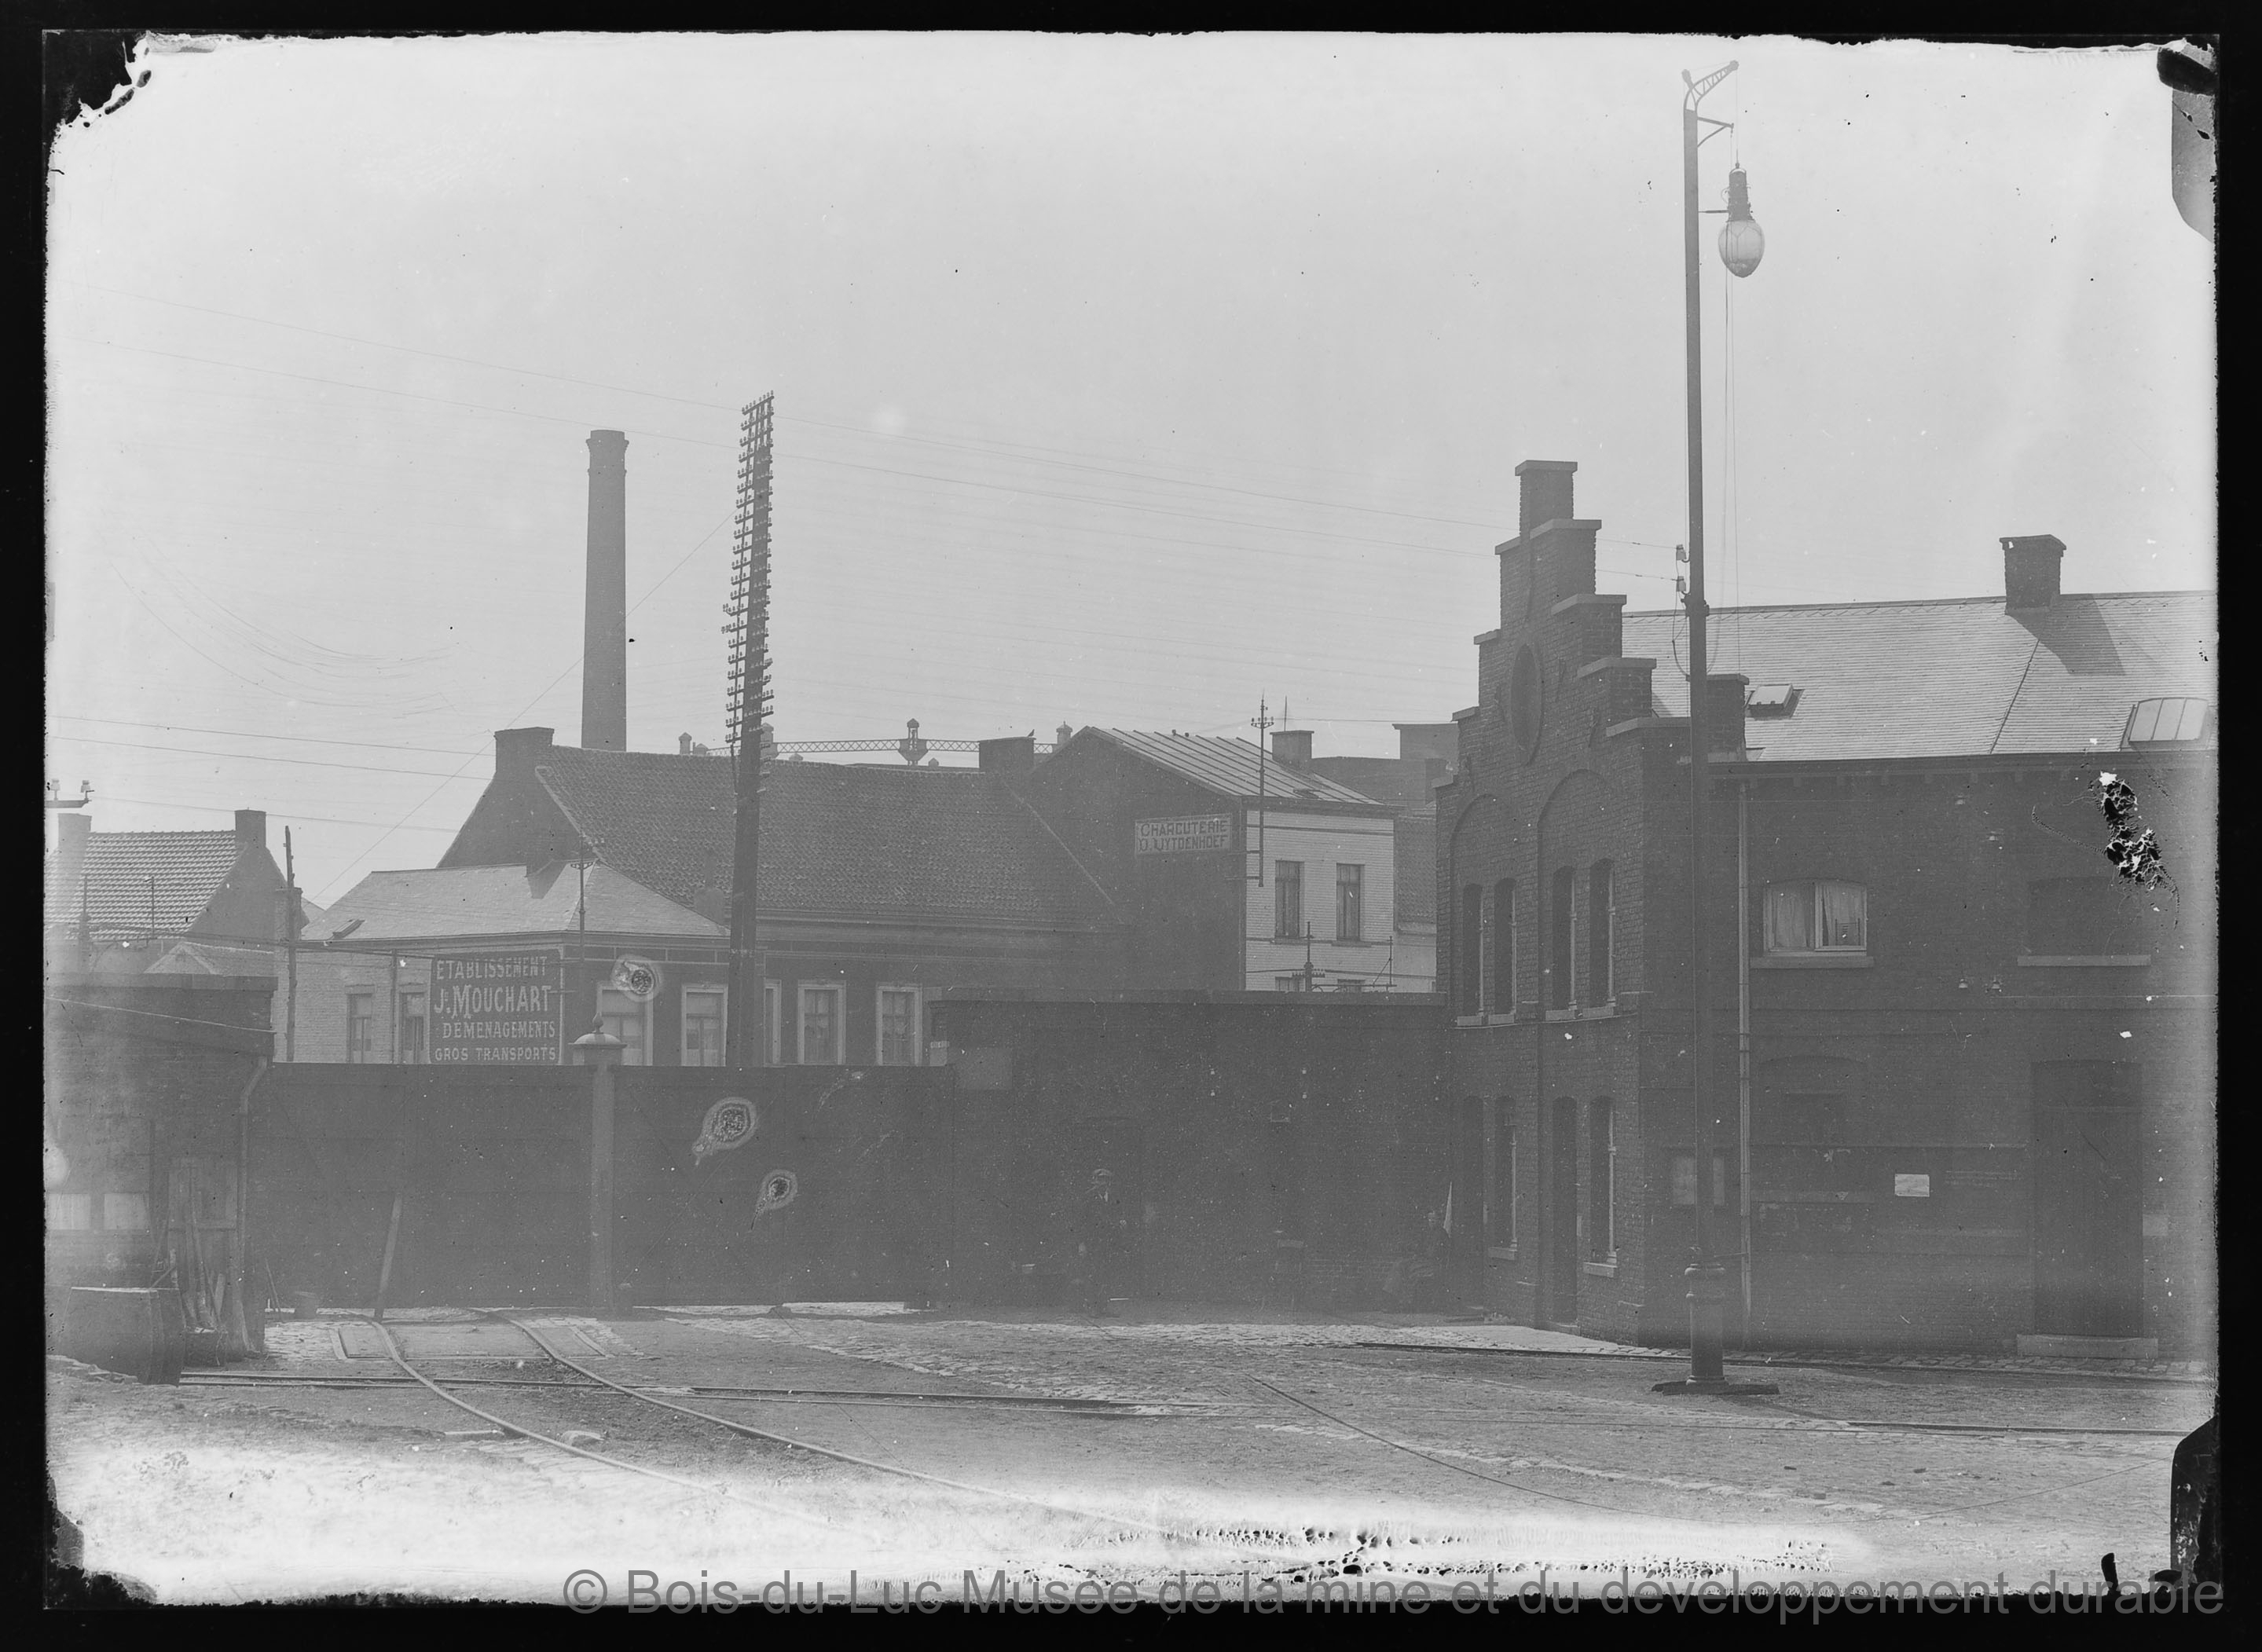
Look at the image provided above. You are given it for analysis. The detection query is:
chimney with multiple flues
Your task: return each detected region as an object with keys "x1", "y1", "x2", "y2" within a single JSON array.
[{"x1": 581, "y1": 430, "x2": 630, "y2": 751}]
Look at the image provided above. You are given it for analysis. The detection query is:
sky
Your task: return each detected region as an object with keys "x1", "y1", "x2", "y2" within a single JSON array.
[{"x1": 46, "y1": 33, "x2": 2215, "y2": 907}]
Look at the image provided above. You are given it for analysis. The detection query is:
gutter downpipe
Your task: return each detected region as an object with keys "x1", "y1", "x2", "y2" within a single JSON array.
[{"x1": 1737, "y1": 778, "x2": 1753, "y2": 1343}]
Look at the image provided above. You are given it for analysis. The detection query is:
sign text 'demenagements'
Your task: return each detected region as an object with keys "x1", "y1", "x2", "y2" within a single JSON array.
[
  {"x1": 1135, "y1": 814, "x2": 1234, "y2": 855},
  {"x1": 430, "y1": 951, "x2": 564, "y2": 1064}
]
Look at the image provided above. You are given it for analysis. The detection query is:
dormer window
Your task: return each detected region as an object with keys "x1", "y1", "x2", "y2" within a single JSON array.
[
  {"x1": 1746, "y1": 683, "x2": 1800, "y2": 718},
  {"x1": 1764, "y1": 880, "x2": 1868, "y2": 954},
  {"x1": 2123, "y1": 698, "x2": 2209, "y2": 747}
]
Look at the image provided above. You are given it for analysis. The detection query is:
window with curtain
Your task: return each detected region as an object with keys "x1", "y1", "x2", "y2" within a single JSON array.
[
  {"x1": 1549, "y1": 866, "x2": 1575, "y2": 1009},
  {"x1": 1336, "y1": 863, "x2": 1364, "y2": 942},
  {"x1": 1763, "y1": 879, "x2": 1868, "y2": 954},
  {"x1": 1275, "y1": 861, "x2": 1304, "y2": 940},
  {"x1": 877, "y1": 984, "x2": 922, "y2": 1064},
  {"x1": 1588, "y1": 1099, "x2": 1615, "y2": 1259},
  {"x1": 1586, "y1": 861, "x2": 1614, "y2": 1005},
  {"x1": 1457, "y1": 884, "x2": 1483, "y2": 1016},
  {"x1": 598, "y1": 987, "x2": 649, "y2": 1065},
  {"x1": 1672, "y1": 1153, "x2": 1727, "y2": 1207},
  {"x1": 797, "y1": 984, "x2": 843, "y2": 1065},
  {"x1": 682, "y1": 988, "x2": 726, "y2": 1068},
  {"x1": 1489, "y1": 879, "x2": 1515, "y2": 1015}
]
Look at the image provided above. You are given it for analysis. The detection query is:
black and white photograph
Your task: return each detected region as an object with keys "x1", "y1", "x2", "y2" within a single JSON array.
[{"x1": 44, "y1": 31, "x2": 2217, "y2": 1612}]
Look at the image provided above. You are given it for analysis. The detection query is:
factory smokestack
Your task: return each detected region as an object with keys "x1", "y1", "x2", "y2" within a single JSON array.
[{"x1": 581, "y1": 430, "x2": 629, "y2": 751}]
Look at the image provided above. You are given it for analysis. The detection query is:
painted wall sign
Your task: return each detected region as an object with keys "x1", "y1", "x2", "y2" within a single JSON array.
[
  {"x1": 429, "y1": 951, "x2": 565, "y2": 1064},
  {"x1": 1135, "y1": 813, "x2": 1234, "y2": 855},
  {"x1": 1893, "y1": 1173, "x2": 1932, "y2": 1198}
]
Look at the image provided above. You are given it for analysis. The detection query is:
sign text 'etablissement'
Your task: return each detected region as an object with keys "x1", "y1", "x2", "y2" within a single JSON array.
[{"x1": 430, "y1": 951, "x2": 565, "y2": 1064}]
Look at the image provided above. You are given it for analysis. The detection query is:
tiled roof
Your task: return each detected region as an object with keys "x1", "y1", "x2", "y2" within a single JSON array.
[
  {"x1": 1623, "y1": 591, "x2": 2215, "y2": 763},
  {"x1": 525, "y1": 748, "x2": 1106, "y2": 927},
  {"x1": 1091, "y1": 731, "x2": 1389, "y2": 808},
  {"x1": 311, "y1": 863, "x2": 723, "y2": 943},
  {"x1": 43, "y1": 830, "x2": 244, "y2": 936}
]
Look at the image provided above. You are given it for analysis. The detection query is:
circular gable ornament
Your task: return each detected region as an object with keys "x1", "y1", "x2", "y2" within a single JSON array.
[{"x1": 1509, "y1": 643, "x2": 1542, "y2": 762}]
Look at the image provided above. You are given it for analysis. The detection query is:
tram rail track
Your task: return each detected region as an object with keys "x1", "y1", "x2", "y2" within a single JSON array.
[{"x1": 315, "y1": 1310, "x2": 1284, "y2": 1561}]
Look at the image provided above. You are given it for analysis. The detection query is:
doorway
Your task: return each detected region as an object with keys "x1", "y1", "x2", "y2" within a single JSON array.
[
  {"x1": 1450, "y1": 1097, "x2": 1486, "y2": 1305},
  {"x1": 2032, "y1": 1064, "x2": 2143, "y2": 1338},
  {"x1": 1547, "y1": 1097, "x2": 1580, "y2": 1327}
]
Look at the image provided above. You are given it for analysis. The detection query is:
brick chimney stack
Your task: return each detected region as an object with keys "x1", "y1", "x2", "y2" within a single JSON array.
[
  {"x1": 54, "y1": 811, "x2": 92, "y2": 894},
  {"x1": 1270, "y1": 730, "x2": 1314, "y2": 769},
  {"x1": 2002, "y1": 534, "x2": 2065, "y2": 612},
  {"x1": 234, "y1": 809, "x2": 267, "y2": 855},
  {"x1": 1516, "y1": 459, "x2": 1578, "y2": 537},
  {"x1": 581, "y1": 430, "x2": 630, "y2": 751}
]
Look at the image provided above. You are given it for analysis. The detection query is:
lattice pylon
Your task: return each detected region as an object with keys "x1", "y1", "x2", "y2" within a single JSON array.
[{"x1": 724, "y1": 394, "x2": 775, "y2": 763}]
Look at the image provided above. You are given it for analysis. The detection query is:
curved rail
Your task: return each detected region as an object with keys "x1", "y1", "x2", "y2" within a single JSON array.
[
  {"x1": 352, "y1": 1314, "x2": 860, "y2": 1536},
  {"x1": 491, "y1": 1311, "x2": 1274, "y2": 1556}
]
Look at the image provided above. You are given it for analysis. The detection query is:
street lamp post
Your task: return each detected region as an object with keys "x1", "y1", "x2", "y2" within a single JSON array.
[{"x1": 1655, "y1": 61, "x2": 1776, "y2": 1398}]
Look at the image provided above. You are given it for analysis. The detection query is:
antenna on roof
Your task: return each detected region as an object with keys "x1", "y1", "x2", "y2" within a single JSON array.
[{"x1": 1248, "y1": 696, "x2": 1274, "y2": 889}]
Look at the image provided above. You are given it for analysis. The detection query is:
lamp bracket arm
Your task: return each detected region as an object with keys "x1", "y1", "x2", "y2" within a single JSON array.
[
  {"x1": 1684, "y1": 61, "x2": 1740, "y2": 108},
  {"x1": 1696, "y1": 115, "x2": 1736, "y2": 130}
]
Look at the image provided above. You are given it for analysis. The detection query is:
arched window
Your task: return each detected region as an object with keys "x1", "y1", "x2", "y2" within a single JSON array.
[
  {"x1": 1488, "y1": 879, "x2": 1516, "y2": 1016},
  {"x1": 1588, "y1": 1098, "x2": 1615, "y2": 1261},
  {"x1": 1457, "y1": 884, "x2": 1484, "y2": 1016},
  {"x1": 1549, "y1": 866, "x2": 1575, "y2": 1010},
  {"x1": 1586, "y1": 859, "x2": 1615, "y2": 1005},
  {"x1": 1489, "y1": 1099, "x2": 1517, "y2": 1253}
]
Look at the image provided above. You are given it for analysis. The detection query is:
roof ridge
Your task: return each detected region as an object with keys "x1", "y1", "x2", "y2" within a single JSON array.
[{"x1": 1626, "y1": 588, "x2": 2214, "y2": 619}]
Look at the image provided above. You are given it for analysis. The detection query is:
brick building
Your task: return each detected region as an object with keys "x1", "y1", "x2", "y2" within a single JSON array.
[
  {"x1": 1436, "y1": 460, "x2": 2215, "y2": 1357},
  {"x1": 289, "y1": 726, "x2": 1120, "y2": 1066},
  {"x1": 43, "y1": 808, "x2": 297, "y2": 977}
]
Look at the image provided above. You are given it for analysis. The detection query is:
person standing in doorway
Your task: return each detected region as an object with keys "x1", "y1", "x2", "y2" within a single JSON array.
[{"x1": 1076, "y1": 1167, "x2": 1127, "y2": 1317}]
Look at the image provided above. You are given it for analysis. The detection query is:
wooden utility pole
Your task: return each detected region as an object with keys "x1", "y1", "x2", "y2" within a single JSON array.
[
  {"x1": 281, "y1": 827, "x2": 300, "y2": 1063},
  {"x1": 724, "y1": 394, "x2": 775, "y2": 1068}
]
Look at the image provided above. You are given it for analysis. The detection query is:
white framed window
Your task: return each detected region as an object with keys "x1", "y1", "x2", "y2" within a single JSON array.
[
  {"x1": 1762, "y1": 879, "x2": 1868, "y2": 954},
  {"x1": 797, "y1": 983, "x2": 844, "y2": 1065},
  {"x1": 103, "y1": 1192, "x2": 149, "y2": 1232},
  {"x1": 763, "y1": 980, "x2": 780, "y2": 1065},
  {"x1": 346, "y1": 992, "x2": 374, "y2": 1063},
  {"x1": 682, "y1": 987, "x2": 727, "y2": 1068},
  {"x1": 597, "y1": 987, "x2": 650, "y2": 1065},
  {"x1": 876, "y1": 984, "x2": 922, "y2": 1065},
  {"x1": 47, "y1": 1192, "x2": 91, "y2": 1231},
  {"x1": 1275, "y1": 974, "x2": 1304, "y2": 993}
]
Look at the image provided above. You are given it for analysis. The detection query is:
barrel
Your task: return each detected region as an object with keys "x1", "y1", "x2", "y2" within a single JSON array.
[{"x1": 64, "y1": 1287, "x2": 187, "y2": 1385}]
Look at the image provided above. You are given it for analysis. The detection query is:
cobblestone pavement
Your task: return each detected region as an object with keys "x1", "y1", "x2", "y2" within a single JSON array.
[{"x1": 49, "y1": 1303, "x2": 2214, "y2": 1605}]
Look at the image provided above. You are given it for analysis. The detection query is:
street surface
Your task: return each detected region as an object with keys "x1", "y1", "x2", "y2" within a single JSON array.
[{"x1": 49, "y1": 1302, "x2": 2211, "y2": 1605}]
